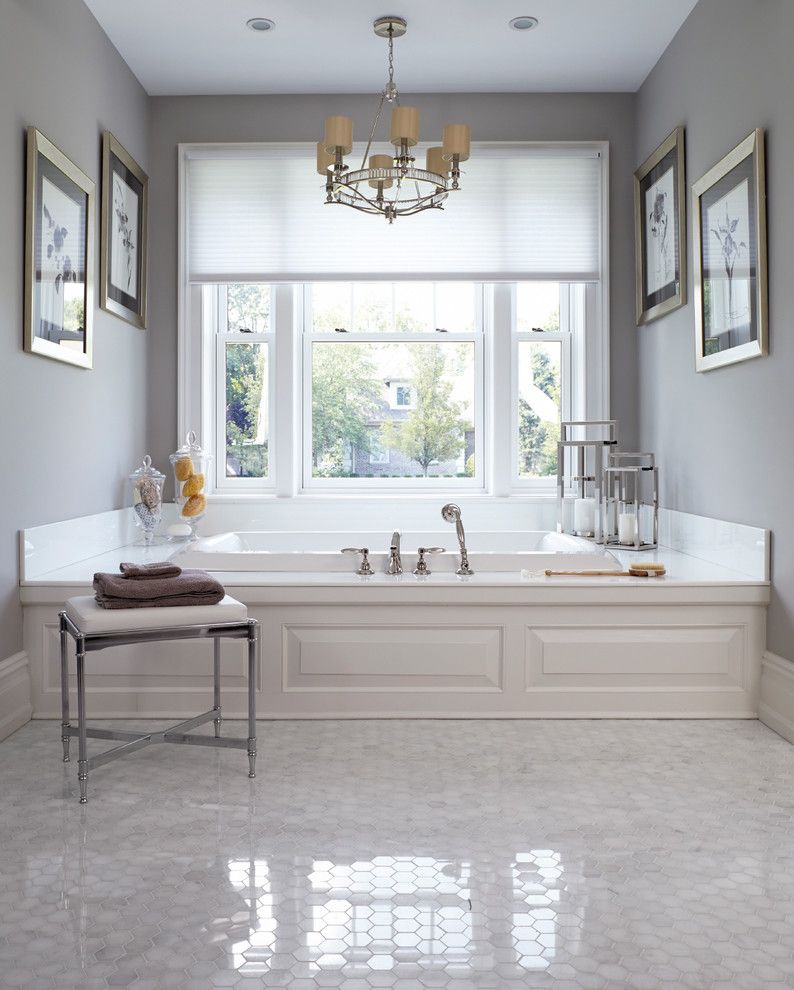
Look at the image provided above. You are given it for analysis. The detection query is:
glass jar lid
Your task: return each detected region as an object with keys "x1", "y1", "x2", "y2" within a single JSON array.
[
  {"x1": 170, "y1": 430, "x2": 212, "y2": 462},
  {"x1": 129, "y1": 454, "x2": 165, "y2": 482}
]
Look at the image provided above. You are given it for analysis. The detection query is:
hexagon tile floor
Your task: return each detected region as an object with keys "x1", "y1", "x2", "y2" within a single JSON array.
[{"x1": 2, "y1": 719, "x2": 794, "y2": 989}]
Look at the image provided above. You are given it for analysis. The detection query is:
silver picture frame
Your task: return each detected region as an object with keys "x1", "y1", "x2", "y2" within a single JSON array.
[
  {"x1": 24, "y1": 127, "x2": 94, "y2": 369},
  {"x1": 692, "y1": 129, "x2": 767, "y2": 372},
  {"x1": 100, "y1": 131, "x2": 148, "y2": 329},
  {"x1": 634, "y1": 126, "x2": 686, "y2": 327}
]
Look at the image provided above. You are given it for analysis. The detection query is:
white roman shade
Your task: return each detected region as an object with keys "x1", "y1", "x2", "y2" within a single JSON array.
[{"x1": 185, "y1": 143, "x2": 603, "y2": 283}]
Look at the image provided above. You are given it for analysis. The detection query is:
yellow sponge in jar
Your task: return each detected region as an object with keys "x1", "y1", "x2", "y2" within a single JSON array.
[
  {"x1": 182, "y1": 474, "x2": 205, "y2": 497},
  {"x1": 182, "y1": 494, "x2": 206, "y2": 517},
  {"x1": 174, "y1": 456, "x2": 194, "y2": 481}
]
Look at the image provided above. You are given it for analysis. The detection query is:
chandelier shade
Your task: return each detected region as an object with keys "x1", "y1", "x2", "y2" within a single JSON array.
[{"x1": 318, "y1": 16, "x2": 470, "y2": 223}]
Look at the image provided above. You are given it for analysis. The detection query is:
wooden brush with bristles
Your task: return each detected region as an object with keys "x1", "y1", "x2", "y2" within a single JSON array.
[{"x1": 544, "y1": 562, "x2": 666, "y2": 578}]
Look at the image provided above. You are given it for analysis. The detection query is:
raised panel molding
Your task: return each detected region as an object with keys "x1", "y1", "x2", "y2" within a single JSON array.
[
  {"x1": 283, "y1": 624, "x2": 504, "y2": 693},
  {"x1": 0, "y1": 652, "x2": 32, "y2": 741},
  {"x1": 526, "y1": 624, "x2": 746, "y2": 691}
]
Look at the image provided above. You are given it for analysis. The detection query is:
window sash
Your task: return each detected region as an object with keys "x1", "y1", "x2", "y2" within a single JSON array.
[
  {"x1": 301, "y1": 284, "x2": 485, "y2": 491},
  {"x1": 212, "y1": 285, "x2": 276, "y2": 492}
]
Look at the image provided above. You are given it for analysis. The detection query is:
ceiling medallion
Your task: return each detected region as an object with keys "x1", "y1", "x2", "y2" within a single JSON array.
[{"x1": 316, "y1": 16, "x2": 471, "y2": 223}]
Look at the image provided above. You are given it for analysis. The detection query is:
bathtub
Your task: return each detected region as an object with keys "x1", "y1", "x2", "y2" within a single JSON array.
[{"x1": 173, "y1": 529, "x2": 621, "y2": 573}]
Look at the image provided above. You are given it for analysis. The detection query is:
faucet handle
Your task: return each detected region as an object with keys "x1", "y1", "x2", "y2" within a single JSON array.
[
  {"x1": 341, "y1": 547, "x2": 374, "y2": 576},
  {"x1": 413, "y1": 546, "x2": 445, "y2": 577}
]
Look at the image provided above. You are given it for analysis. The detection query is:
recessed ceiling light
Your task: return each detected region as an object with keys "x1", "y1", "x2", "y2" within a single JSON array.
[
  {"x1": 246, "y1": 17, "x2": 275, "y2": 32},
  {"x1": 509, "y1": 15, "x2": 539, "y2": 31}
]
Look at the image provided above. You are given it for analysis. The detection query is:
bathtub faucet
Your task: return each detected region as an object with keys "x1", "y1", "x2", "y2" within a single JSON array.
[
  {"x1": 387, "y1": 530, "x2": 403, "y2": 575},
  {"x1": 441, "y1": 504, "x2": 474, "y2": 576}
]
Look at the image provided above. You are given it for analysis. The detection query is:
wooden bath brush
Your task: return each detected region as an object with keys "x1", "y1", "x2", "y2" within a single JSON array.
[{"x1": 544, "y1": 562, "x2": 666, "y2": 578}]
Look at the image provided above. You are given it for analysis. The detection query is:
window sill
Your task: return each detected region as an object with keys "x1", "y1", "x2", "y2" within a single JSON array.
[{"x1": 205, "y1": 491, "x2": 558, "y2": 503}]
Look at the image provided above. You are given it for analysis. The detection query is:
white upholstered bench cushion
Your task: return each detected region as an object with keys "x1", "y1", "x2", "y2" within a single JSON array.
[{"x1": 64, "y1": 595, "x2": 248, "y2": 635}]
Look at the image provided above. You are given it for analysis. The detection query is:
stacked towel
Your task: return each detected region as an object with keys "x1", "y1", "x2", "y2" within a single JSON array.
[
  {"x1": 94, "y1": 564, "x2": 225, "y2": 609},
  {"x1": 119, "y1": 561, "x2": 182, "y2": 580}
]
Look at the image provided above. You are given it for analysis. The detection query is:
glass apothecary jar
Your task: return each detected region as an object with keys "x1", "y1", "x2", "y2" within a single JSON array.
[
  {"x1": 169, "y1": 431, "x2": 211, "y2": 540},
  {"x1": 129, "y1": 455, "x2": 165, "y2": 545}
]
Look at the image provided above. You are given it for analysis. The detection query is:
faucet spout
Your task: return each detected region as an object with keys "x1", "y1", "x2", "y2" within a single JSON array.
[{"x1": 387, "y1": 530, "x2": 402, "y2": 575}]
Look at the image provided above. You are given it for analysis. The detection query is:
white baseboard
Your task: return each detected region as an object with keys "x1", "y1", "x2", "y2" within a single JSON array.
[
  {"x1": 0, "y1": 652, "x2": 33, "y2": 741},
  {"x1": 759, "y1": 651, "x2": 794, "y2": 744}
]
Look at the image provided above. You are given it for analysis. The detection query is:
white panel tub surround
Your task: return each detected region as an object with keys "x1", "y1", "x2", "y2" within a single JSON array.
[
  {"x1": 759, "y1": 652, "x2": 794, "y2": 745},
  {"x1": 0, "y1": 652, "x2": 32, "y2": 741},
  {"x1": 24, "y1": 592, "x2": 765, "y2": 720},
  {"x1": 20, "y1": 506, "x2": 769, "y2": 720}
]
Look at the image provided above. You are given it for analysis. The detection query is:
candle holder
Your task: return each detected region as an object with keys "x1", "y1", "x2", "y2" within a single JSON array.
[
  {"x1": 556, "y1": 421, "x2": 618, "y2": 542},
  {"x1": 603, "y1": 452, "x2": 659, "y2": 551}
]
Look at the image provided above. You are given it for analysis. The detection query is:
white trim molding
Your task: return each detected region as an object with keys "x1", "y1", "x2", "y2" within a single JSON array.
[
  {"x1": 759, "y1": 651, "x2": 794, "y2": 744},
  {"x1": 0, "y1": 652, "x2": 32, "y2": 741}
]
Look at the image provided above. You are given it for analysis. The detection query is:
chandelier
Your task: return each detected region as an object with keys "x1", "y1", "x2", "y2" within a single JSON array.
[{"x1": 316, "y1": 16, "x2": 471, "y2": 223}]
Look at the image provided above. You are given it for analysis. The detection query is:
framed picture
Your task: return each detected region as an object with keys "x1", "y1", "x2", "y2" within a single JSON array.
[
  {"x1": 634, "y1": 126, "x2": 686, "y2": 326},
  {"x1": 100, "y1": 131, "x2": 148, "y2": 328},
  {"x1": 24, "y1": 128, "x2": 94, "y2": 369},
  {"x1": 692, "y1": 129, "x2": 767, "y2": 372}
]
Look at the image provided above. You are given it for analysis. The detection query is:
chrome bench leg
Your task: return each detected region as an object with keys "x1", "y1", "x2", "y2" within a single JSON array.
[
  {"x1": 59, "y1": 613, "x2": 71, "y2": 763},
  {"x1": 76, "y1": 640, "x2": 88, "y2": 804},
  {"x1": 213, "y1": 638, "x2": 222, "y2": 738},
  {"x1": 247, "y1": 621, "x2": 257, "y2": 779}
]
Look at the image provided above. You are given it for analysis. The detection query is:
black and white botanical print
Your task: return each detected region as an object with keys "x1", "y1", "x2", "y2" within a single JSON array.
[
  {"x1": 644, "y1": 165, "x2": 675, "y2": 295},
  {"x1": 110, "y1": 172, "x2": 138, "y2": 298},
  {"x1": 39, "y1": 176, "x2": 82, "y2": 341},
  {"x1": 704, "y1": 178, "x2": 751, "y2": 336}
]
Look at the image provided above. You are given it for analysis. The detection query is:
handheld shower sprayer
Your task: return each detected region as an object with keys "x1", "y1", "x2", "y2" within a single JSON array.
[{"x1": 441, "y1": 503, "x2": 474, "y2": 576}]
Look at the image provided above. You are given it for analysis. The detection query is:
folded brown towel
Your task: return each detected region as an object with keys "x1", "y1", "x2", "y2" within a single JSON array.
[
  {"x1": 119, "y1": 561, "x2": 182, "y2": 580},
  {"x1": 95, "y1": 592, "x2": 225, "y2": 610},
  {"x1": 93, "y1": 568, "x2": 225, "y2": 609}
]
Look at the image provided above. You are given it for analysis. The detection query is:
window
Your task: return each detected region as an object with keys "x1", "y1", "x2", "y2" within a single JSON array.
[
  {"x1": 304, "y1": 283, "x2": 482, "y2": 486},
  {"x1": 514, "y1": 282, "x2": 570, "y2": 485},
  {"x1": 211, "y1": 284, "x2": 274, "y2": 489},
  {"x1": 393, "y1": 385, "x2": 412, "y2": 409},
  {"x1": 182, "y1": 142, "x2": 608, "y2": 498}
]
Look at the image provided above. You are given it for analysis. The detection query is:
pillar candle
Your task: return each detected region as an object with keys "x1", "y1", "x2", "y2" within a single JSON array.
[{"x1": 573, "y1": 497, "x2": 596, "y2": 536}]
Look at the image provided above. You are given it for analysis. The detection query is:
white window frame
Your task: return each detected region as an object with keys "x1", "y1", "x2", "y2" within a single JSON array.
[
  {"x1": 301, "y1": 283, "x2": 486, "y2": 492},
  {"x1": 210, "y1": 285, "x2": 277, "y2": 493},
  {"x1": 177, "y1": 141, "x2": 610, "y2": 502}
]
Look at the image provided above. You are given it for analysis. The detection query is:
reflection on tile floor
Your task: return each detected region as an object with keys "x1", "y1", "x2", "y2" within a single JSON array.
[{"x1": 2, "y1": 719, "x2": 794, "y2": 988}]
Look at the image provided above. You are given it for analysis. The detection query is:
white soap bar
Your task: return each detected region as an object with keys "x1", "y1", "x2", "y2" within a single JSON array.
[{"x1": 167, "y1": 523, "x2": 192, "y2": 538}]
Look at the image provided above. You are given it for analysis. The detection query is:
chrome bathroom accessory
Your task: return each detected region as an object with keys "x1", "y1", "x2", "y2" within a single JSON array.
[
  {"x1": 387, "y1": 531, "x2": 403, "y2": 575},
  {"x1": 603, "y1": 452, "x2": 659, "y2": 551},
  {"x1": 341, "y1": 547, "x2": 374, "y2": 575},
  {"x1": 59, "y1": 599, "x2": 258, "y2": 804},
  {"x1": 441, "y1": 503, "x2": 474, "y2": 575},
  {"x1": 413, "y1": 546, "x2": 445, "y2": 576},
  {"x1": 556, "y1": 420, "x2": 618, "y2": 543}
]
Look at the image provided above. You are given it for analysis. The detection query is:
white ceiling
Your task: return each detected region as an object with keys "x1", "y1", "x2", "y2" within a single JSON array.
[{"x1": 83, "y1": 0, "x2": 699, "y2": 97}]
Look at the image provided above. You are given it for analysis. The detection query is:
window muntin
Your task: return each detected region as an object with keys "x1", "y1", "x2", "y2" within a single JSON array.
[{"x1": 305, "y1": 282, "x2": 482, "y2": 487}]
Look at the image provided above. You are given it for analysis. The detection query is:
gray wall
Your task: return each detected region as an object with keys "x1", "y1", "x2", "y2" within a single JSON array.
[
  {"x1": 0, "y1": 0, "x2": 149, "y2": 658},
  {"x1": 636, "y1": 0, "x2": 794, "y2": 657},
  {"x1": 147, "y1": 92, "x2": 638, "y2": 473}
]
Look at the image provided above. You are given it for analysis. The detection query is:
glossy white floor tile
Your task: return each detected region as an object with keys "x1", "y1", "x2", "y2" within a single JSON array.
[{"x1": 2, "y1": 719, "x2": 794, "y2": 989}]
